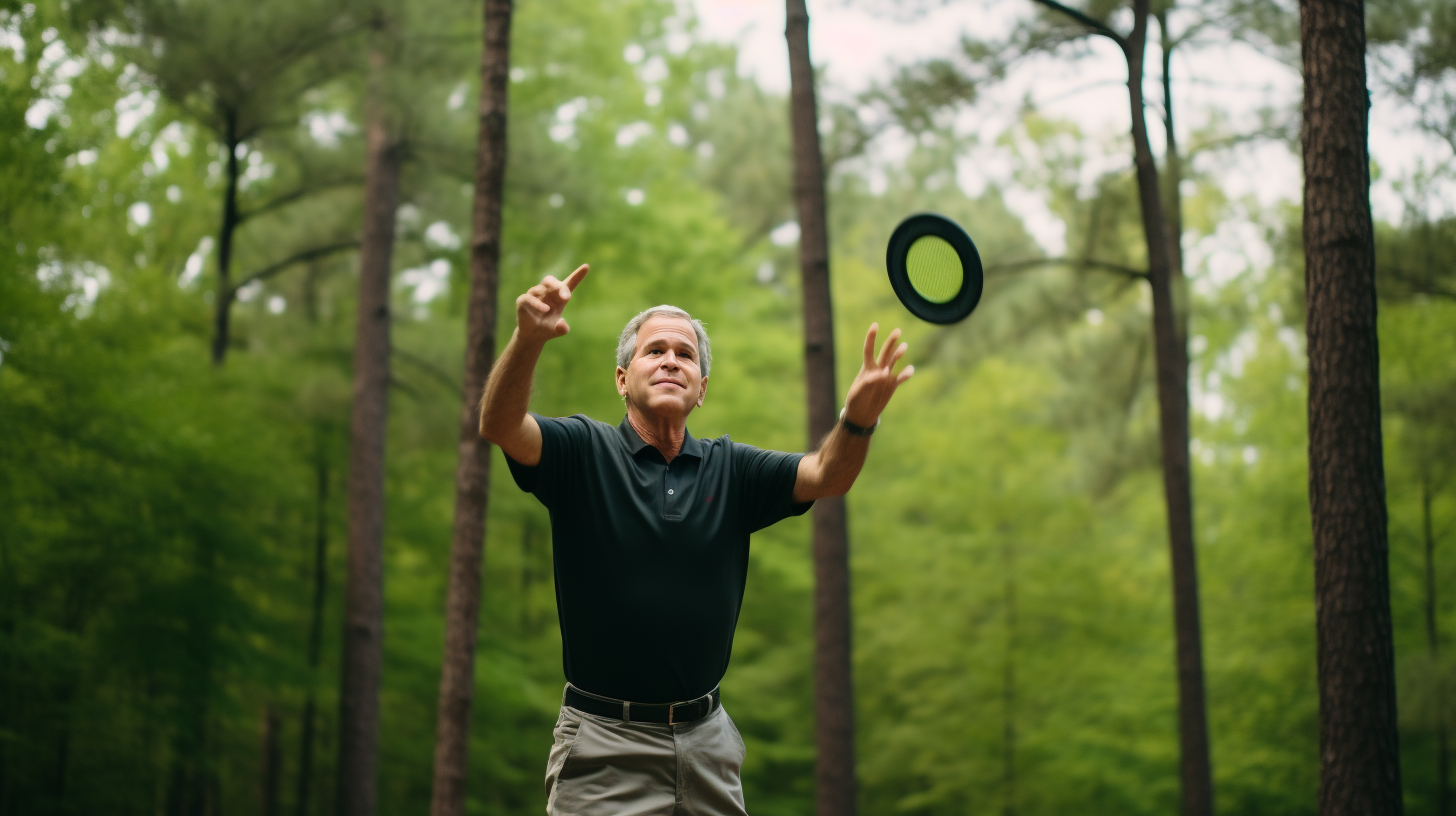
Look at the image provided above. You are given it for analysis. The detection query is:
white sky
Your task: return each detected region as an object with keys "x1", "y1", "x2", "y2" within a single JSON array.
[{"x1": 685, "y1": 0, "x2": 1455, "y2": 254}]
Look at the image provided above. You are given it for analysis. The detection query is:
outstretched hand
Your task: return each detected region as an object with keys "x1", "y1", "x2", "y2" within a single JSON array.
[
  {"x1": 842, "y1": 323, "x2": 914, "y2": 428},
  {"x1": 516, "y1": 264, "x2": 589, "y2": 344}
]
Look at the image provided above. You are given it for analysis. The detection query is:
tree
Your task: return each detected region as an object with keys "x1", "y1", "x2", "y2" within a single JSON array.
[
  {"x1": 428, "y1": 0, "x2": 514, "y2": 813},
  {"x1": 335, "y1": 22, "x2": 405, "y2": 816},
  {"x1": 90, "y1": 0, "x2": 361, "y2": 365},
  {"x1": 1299, "y1": 1, "x2": 1404, "y2": 814},
  {"x1": 1009, "y1": 4, "x2": 1213, "y2": 813},
  {"x1": 783, "y1": 1, "x2": 857, "y2": 813}
]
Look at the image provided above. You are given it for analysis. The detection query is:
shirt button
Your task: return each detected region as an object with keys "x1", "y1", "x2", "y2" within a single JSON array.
[{"x1": 668, "y1": 489, "x2": 674, "y2": 495}]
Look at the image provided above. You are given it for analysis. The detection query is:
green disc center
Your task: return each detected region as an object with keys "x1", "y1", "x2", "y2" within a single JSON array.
[{"x1": 905, "y1": 234, "x2": 963, "y2": 304}]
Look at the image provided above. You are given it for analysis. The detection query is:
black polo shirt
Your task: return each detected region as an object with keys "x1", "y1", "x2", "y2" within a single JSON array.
[{"x1": 505, "y1": 413, "x2": 812, "y2": 703}]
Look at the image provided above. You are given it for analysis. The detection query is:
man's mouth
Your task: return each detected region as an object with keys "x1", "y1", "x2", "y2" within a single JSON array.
[{"x1": 651, "y1": 380, "x2": 685, "y2": 389}]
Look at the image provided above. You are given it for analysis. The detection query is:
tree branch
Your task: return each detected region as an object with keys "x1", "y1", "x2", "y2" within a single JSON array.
[
  {"x1": 231, "y1": 240, "x2": 360, "y2": 292},
  {"x1": 238, "y1": 177, "x2": 364, "y2": 224},
  {"x1": 987, "y1": 256, "x2": 1149, "y2": 281},
  {"x1": 392, "y1": 347, "x2": 460, "y2": 395},
  {"x1": 1030, "y1": 0, "x2": 1127, "y2": 50}
]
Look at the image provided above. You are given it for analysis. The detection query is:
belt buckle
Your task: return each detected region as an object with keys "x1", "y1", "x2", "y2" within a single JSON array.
[{"x1": 668, "y1": 701, "x2": 679, "y2": 724}]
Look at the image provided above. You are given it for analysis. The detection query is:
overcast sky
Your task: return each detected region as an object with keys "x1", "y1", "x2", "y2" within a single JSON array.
[{"x1": 684, "y1": 0, "x2": 1454, "y2": 255}]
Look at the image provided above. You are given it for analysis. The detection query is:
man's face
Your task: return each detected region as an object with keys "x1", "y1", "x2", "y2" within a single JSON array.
[{"x1": 616, "y1": 315, "x2": 707, "y2": 419}]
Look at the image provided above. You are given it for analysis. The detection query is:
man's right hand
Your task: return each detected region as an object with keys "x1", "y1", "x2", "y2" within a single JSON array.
[{"x1": 516, "y1": 264, "x2": 589, "y2": 344}]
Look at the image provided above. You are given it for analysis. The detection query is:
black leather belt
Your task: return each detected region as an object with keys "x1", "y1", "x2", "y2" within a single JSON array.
[{"x1": 564, "y1": 684, "x2": 720, "y2": 724}]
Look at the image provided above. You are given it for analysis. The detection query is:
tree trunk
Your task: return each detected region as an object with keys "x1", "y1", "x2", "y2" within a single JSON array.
[
  {"x1": 783, "y1": 3, "x2": 857, "y2": 815},
  {"x1": 428, "y1": 0, "x2": 513, "y2": 813},
  {"x1": 1157, "y1": 9, "x2": 1188, "y2": 345},
  {"x1": 1124, "y1": 4, "x2": 1213, "y2": 816},
  {"x1": 295, "y1": 451, "x2": 330, "y2": 816},
  {"x1": 335, "y1": 43, "x2": 402, "y2": 816},
  {"x1": 1300, "y1": 2, "x2": 1403, "y2": 814},
  {"x1": 1423, "y1": 468, "x2": 1450, "y2": 816},
  {"x1": 211, "y1": 108, "x2": 241, "y2": 367}
]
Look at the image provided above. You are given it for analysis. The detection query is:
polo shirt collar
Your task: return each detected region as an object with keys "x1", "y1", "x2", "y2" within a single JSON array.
[{"x1": 617, "y1": 414, "x2": 703, "y2": 460}]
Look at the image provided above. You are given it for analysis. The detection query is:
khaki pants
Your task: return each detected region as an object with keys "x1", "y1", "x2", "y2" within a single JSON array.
[{"x1": 545, "y1": 700, "x2": 750, "y2": 816}]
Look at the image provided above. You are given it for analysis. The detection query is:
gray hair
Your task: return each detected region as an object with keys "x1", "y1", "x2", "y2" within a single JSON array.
[{"x1": 616, "y1": 305, "x2": 712, "y2": 379}]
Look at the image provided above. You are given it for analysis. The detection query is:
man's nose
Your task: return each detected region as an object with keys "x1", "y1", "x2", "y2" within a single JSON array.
[{"x1": 660, "y1": 352, "x2": 680, "y2": 368}]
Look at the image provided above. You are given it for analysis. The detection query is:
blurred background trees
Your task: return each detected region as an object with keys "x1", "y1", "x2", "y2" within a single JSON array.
[{"x1": 0, "y1": 0, "x2": 1451, "y2": 814}]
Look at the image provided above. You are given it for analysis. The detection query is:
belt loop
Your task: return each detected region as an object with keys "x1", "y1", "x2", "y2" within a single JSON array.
[{"x1": 623, "y1": 700, "x2": 630, "y2": 722}]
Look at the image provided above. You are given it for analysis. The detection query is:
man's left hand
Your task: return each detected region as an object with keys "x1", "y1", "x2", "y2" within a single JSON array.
[{"x1": 842, "y1": 323, "x2": 914, "y2": 428}]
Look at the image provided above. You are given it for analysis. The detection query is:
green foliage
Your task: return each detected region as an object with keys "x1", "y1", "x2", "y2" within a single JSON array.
[{"x1": 3, "y1": 0, "x2": 1454, "y2": 814}]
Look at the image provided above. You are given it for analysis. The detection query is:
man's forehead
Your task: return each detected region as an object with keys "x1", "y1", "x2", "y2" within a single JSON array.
[{"x1": 635, "y1": 315, "x2": 696, "y2": 344}]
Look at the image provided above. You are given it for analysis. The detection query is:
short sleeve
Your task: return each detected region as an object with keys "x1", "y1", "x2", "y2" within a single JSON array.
[
  {"x1": 732, "y1": 443, "x2": 813, "y2": 533},
  {"x1": 505, "y1": 413, "x2": 589, "y2": 508}
]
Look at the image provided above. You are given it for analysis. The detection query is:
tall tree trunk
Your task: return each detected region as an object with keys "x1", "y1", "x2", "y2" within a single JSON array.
[
  {"x1": 783, "y1": 2, "x2": 857, "y2": 815},
  {"x1": 1423, "y1": 467, "x2": 1450, "y2": 816},
  {"x1": 1124, "y1": 4, "x2": 1213, "y2": 815},
  {"x1": 1156, "y1": 9, "x2": 1187, "y2": 345},
  {"x1": 428, "y1": 1, "x2": 513, "y2": 814},
  {"x1": 335, "y1": 42, "x2": 402, "y2": 816},
  {"x1": 212, "y1": 108, "x2": 241, "y2": 367},
  {"x1": 295, "y1": 452, "x2": 330, "y2": 816},
  {"x1": 260, "y1": 706, "x2": 282, "y2": 816},
  {"x1": 1300, "y1": 2, "x2": 1403, "y2": 814}
]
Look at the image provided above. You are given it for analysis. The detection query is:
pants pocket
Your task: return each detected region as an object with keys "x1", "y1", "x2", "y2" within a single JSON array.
[{"x1": 544, "y1": 708, "x2": 583, "y2": 803}]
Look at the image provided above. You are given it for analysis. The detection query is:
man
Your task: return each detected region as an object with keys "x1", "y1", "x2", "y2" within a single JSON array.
[{"x1": 479, "y1": 263, "x2": 913, "y2": 816}]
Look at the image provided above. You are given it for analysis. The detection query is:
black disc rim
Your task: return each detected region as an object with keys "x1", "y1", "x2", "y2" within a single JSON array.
[{"x1": 885, "y1": 213, "x2": 984, "y2": 325}]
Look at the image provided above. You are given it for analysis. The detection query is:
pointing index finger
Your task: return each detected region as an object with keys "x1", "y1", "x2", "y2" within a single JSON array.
[
  {"x1": 564, "y1": 264, "x2": 590, "y2": 292},
  {"x1": 863, "y1": 323, "x2": 879, "y2": 368}
]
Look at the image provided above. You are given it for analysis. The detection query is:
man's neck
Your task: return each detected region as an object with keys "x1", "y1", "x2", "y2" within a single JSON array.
[{"x1": 626, "y1": 407, "x2": 687, "y2": 464}]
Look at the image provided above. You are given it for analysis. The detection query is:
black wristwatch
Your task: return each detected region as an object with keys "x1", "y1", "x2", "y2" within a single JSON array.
[{"x1": 839, "y1": 407, "x2": 878, "y2": 436}]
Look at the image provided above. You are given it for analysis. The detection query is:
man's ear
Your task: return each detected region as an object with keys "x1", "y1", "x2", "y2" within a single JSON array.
[
  {"x1": 697, "y1": 376, "x2": 708, "y2": 408},
  {"x1": 616, "y1": 366, "x2": 628, "y2": 398}
]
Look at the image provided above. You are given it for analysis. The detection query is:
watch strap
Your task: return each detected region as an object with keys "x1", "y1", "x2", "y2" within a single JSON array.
[{"x1": 839, "y1": 407, "x2": 878, "y2": 436}]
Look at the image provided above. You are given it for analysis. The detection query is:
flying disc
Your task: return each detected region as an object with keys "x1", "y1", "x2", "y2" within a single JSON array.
[{"x1": 885, "y1": 213, "x2": 984, "y2": 325}]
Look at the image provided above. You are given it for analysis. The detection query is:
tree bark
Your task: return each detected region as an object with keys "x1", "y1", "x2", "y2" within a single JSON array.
[
  {"x1": 211, "y1": 108, "x2": 241, "y2": 367},
  {"x1": 335, "y1": 43, "x2": 402, "y2": 816},
  {"x1": 784, "y1": 2, "x2": 857, "y2": 815},
  {"x1": 427, "y1": 1, "x2": 513, "y2": 814},
  {"x1": 1124, "y1": 4, "x2": 1213, "y2": 815},
  {"x1": 1157, "y1": 9, "x2": 1188, "y2": 345},
  {"x1": 1300, "y1": 2, "x2": 1403, "y2": 814}
]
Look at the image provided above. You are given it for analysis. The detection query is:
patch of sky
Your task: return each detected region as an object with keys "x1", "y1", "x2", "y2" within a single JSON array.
[
  {"x1": 424, "y1": 221, "x2": 462, "y2": 251},
  {"x1": 616, "y1": 121, "x2": 653, "y2": 148},
  {"x1": 447, "y1": 83, "x2": 468, "y2": 110},
  {"x1": 551, "y1": 97, "x2": 590, "y2": 143},
  {"x1": 638, "y1": 55, "x2": 668, "y2": 84},
  {"x1": 236, "y1": 280, "x2": 263, "y2": 303},
  {"x1": 400, "y1": 259, "x2": 450, "y2": 305},
  {"x1": 115, "y1": 89, "x2": 158, "y2": 137},
  {"x1": 770, "y1": 221, "x2": 799, "y2": 247},
  {"x1": 304, "y1": 110, "x2": 354, "y2": 147},
  {"x1": 179, "y1": 236, "x2": 214, "y2": 287}
]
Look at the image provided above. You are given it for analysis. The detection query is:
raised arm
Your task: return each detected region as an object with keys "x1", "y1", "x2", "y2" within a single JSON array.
[
  {"x1": 479, "y1": 264, "x2": 590, "y2": 466},
  {"x1": 791, "y1": 324, "x2": 914, "y2": 503}
]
